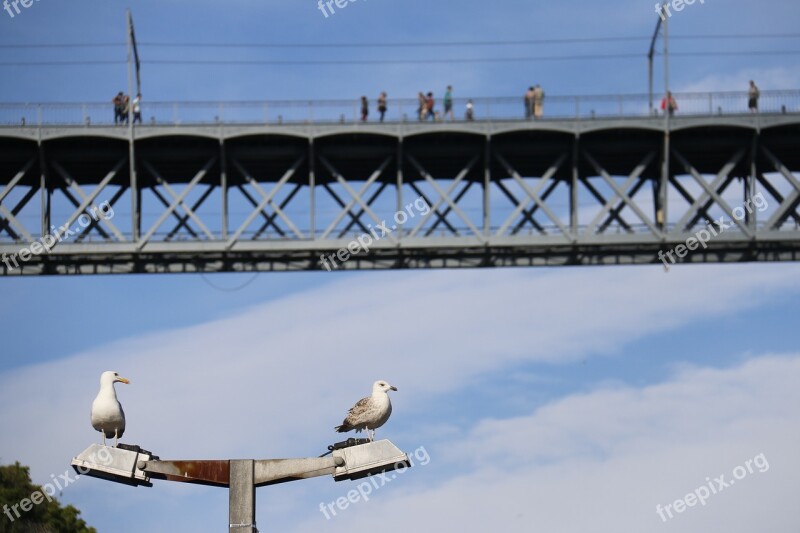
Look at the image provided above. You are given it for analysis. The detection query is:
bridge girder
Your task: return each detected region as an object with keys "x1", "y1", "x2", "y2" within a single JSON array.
[{"x1": 1, "y1": 118, "x2": 800, "y2": 275}]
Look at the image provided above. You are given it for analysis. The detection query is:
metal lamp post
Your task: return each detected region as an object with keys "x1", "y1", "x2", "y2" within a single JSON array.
[{"x1": 72, "y1": 439, "x2": 411, "y2": 532}]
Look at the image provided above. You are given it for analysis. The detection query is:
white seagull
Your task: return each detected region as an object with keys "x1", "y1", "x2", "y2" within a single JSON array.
[
  {"x1": 335, "y1": 380, "x2": 397, "y2": 442},
  {"x1": 91, "y1": 371, "x2": 129, "y2": 446}
]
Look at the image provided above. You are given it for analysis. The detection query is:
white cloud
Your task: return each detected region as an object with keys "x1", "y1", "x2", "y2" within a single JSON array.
[
  {"x1": 677, "y1": 66, "x2": 800, "y2": 93},
  {"x1": 1, "y1": 264, "x2": 799, "y2": 531},
  {"x1": 304, "y1": 354, "x2": 800, "y2": 533}
]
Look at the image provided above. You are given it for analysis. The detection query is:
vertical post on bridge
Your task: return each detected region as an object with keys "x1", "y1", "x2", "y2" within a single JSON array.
[
  {"x1": 747, "y1": 133, "x2": 758, "y2": 230},
  {"x1": 229, "y1": 460, "x2": 257, "y2": 533},
  {"x1": 647, "y1": 9, "x2": 662, "y2": 116},
  {"x1": 126, "y1": 10, "x2": 139, "y2": 242},
  {"x1": 658, "y1": 2, "x2": 671, "y2": 230}
]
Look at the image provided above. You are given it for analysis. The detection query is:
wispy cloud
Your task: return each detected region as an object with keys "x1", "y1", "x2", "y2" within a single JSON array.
[
  {"x1": 1, "y1": 264, "x2": 798, "y2": 531},
  {"x1": 303, "y1": 353, "x2": 800, "y2": 533},
  {"x1": 677, "y1": 66, "x2": 800, "y2": 93}
]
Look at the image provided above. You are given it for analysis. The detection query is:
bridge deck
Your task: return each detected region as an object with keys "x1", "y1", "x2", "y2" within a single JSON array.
[{"x1": 1, "y1": 108, "x2": 799, "y2": 275}]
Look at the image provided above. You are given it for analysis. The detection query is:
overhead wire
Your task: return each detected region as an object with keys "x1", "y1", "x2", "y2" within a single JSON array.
[
  {"x1": 0, "y1": 32, "x2": 798, "y2": 49},
  {"x1": 0, "y1": 50, "x2": 798, "y2": 67},
  {"x1": 0, "y1": 32, "x2": 796, "y2": 67}
]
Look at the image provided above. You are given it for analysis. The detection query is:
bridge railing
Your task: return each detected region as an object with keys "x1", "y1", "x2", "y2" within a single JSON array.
[
  {"x1": 4, "y1": 220, "x2": 797, "y2": 246},
  {"x1": 1, "y1": 90, "x2": 798, "y2": 126}
]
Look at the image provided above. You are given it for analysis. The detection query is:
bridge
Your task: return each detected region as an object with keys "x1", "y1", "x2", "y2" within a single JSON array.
[{"x1": 1, "y1": 90, "x2": 800, "y2": 276}]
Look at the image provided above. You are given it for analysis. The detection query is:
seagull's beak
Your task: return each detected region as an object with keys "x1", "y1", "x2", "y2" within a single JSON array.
[
  {"x1": 389, "y1": 385, "x2": 397, "y2": 391},
  {"x1": 115, "y1": 377, "x2": 130, "y2": 384}
]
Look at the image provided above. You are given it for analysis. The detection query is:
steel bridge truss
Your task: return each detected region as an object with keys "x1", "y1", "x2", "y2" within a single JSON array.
[{"x1": 1, "y1": 119, "x2": 799, "y2": 275}]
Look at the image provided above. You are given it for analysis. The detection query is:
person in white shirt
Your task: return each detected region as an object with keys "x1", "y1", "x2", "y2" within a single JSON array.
[{"x1": 132, "y1": 93, "x2": 142, "y2": 124}]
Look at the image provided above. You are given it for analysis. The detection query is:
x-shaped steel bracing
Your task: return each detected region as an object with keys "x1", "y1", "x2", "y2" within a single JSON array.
[
  {"x1": 406, "y1": 154, "x2": 483, "y2": 241},
  {"x1": 318, "y1": 156, "x2": 392, "y2": 240},
  {"x1": 409, "y1": 178, "x2": 473, "y2": 236},
  {"x1": 51, "y1": 159, "x2": 128, "y2": 246},
  {"x1": 226, "y1": 156, "x2": 305, "y2": 250},
  {"x1": 141, "y1": 160, "x2": 215, "y2": 242},
  {"x1": 235, "y1": 181, "x2": 303, "y2": 240},
  {"x1": 493, "y1": 152, "x2": 567, "y2": 237},
  {"x1": 672, "y1": 148, "x2": 752, "y2": 237},
  {"x1": 493, "y1": 151, "x2": 571, "y2": 241},
  {"x1": 583, "y1": 151, "x2": 662, "y2": 239},
  {"x1": 0, "y1": 158, "x2": 37, "y2": 242},
  {"x1": 760, "y1": 146, "x2": 800, "y2": 230},
  {"x1": 138, "y1": 156, "x2": 217, "y2": 250},
  {"x1": 319, "y1": 155, "x2": 398, "y2": 244},
  {"x1": 583, "y1": 151, "x2": 656, "y2": 235}
]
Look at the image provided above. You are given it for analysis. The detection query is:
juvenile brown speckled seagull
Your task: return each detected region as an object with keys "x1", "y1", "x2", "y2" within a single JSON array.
[{"x1": 335, "y1": 380, "x2": 397, "y2": 442}]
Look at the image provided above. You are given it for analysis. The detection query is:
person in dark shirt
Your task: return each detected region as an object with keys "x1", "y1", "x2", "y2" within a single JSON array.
[
  {"x1": 524, "y1": 86, "x2": 534, "y2": 120},
  {"x1": 748, "y1": 81, "x2": 760, "y2": 113},
  {"x1": 112, "y1": 92, "x2": 124, "y2": 125},
  {"x1": 120, "y1": 94, "x2": 130, "y2": 124},
  {"x1": 377, "y1": 92, "x2": 387, "y2": 122},
  {"x1": 444, "y1": 86, "x2": 454, "y2": 121}
]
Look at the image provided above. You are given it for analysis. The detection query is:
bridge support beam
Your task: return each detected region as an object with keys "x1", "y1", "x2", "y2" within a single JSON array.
[{"x1": 1, "y1": 118, "x2": 800, "y2": 275}]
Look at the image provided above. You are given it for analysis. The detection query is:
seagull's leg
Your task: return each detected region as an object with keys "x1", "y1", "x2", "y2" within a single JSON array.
[
  {"x1": 102, "y1": 433, "x2": 106, "y2": 446},
  {"x1": 114, "y1": 429, "x2": 119, "y2": 447}
]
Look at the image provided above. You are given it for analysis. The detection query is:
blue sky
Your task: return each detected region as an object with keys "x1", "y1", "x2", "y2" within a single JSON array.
[
  {"x1": 0, "y1": 0, "x2": 799, "y2": 103},
  {"x1": 2, "y1": 1, "x2": 800, "y2": 532}
]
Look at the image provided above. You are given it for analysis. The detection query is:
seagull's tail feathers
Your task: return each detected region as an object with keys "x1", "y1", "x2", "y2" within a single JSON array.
[{"x1": 335, "y1": 422, "x2": 353, "y2": 433}]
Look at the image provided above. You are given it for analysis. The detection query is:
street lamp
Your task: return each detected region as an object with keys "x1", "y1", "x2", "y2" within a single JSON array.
[
  {"x1": 648, "y1": 3, "x2": 671, "y2": 229},
  {"x1": 72, "y1": 438, "x2": 411, "y2": 532}
]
